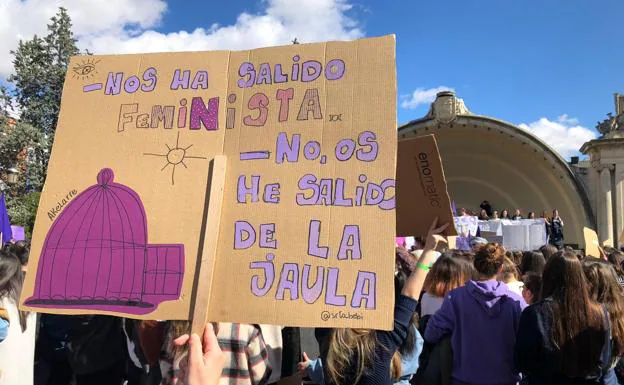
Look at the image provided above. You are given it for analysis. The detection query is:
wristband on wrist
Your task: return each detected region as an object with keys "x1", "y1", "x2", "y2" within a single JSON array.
[{"x1": 416, "y1": 262, "x2": 431, "y2": 272}]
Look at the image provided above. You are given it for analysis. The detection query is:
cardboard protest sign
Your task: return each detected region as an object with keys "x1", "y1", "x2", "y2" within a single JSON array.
[
  {"x1": 396, "y1": 135, "x2": 456, "y2": 237},
  {"x1": 584, "y1": 227, "x2": 601, "y2": 258},
  {"x1": 21, "y1": 36, "x2": 397, "y2": 330}
]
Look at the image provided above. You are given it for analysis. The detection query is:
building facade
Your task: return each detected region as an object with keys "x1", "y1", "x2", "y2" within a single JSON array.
[{"x1": 399, "y1": 91, "x2": 599, "y2": 248}]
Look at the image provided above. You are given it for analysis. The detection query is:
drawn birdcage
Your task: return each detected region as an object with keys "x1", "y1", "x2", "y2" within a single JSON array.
[{"x1": 27, "y1": 168, "x2": 185, "y2": 315}]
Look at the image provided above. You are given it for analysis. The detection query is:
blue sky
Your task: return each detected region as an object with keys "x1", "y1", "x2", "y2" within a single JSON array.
[
  {"x1": 161, "y1": 0, "x2": 624, "y2": 128},
  {"x1": 3, "y1": 0, "x2": 623, "y2": 157}
]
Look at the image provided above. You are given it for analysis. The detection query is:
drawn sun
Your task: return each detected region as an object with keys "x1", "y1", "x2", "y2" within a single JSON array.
[
  {"x1": 143, "y1": 132, "x2": 207, "y2": 185},
  {"x1": 71, "y1": 58, "x2": 100, "y2": 81}
]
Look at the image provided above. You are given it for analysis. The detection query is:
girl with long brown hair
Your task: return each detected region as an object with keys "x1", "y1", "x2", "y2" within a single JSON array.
[
  {"x1": 299, "y1": 219, "x2": 449, "y2": 385},
  {"x1": 515, "y1": 251, "x2": 617, "y2": 384},
  {"x1": 420, "y1": 256, "x2": 473, "y2": 317},
  {"x1": 582, "y1": 259, "x2": 624, "y2": 381}
]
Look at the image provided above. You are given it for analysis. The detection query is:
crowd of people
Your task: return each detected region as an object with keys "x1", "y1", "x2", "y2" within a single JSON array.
[
  {"x1": 2, "y1": 217, "x2": 624, "y2": 385},
  {"x1": 459, "y1": 201, "x2": 566, "y2": 249}
]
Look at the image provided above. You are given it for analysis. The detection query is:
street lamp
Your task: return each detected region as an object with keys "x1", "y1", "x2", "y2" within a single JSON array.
[{"x1": 7, "y1": 167, "x2": 19, "y2": 185}]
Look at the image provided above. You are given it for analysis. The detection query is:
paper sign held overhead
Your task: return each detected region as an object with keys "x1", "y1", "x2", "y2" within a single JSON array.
[
  {"x1": 21, "y1": 36, "x2": 397, "y2": 330},
  {"x1": 584, "y1": 227, "x2": 601, "y2": 258},
  {"x1": 395, "y1": 135, "x2": 456, "y2": 237}
]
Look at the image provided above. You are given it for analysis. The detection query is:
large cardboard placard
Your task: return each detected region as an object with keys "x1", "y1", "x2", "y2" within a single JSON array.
[
  {"x1": 21, "y1": 36, "x2": 397, "y2": 330},
  {"x1": 396, "y1": 135, "x2": 456, "y2": 237},
  {"x1": 584, "y1": 227, "x2": 601, "y2": 258}
]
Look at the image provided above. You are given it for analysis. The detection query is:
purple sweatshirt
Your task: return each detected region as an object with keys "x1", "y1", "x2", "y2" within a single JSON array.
[{"x1": 424, "y1": 280, "x2": 527, "y2": 385}]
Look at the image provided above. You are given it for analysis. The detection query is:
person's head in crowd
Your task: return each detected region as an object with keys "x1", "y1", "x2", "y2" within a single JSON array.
[
  {"x1": 491, "y1": 210, "x2": 499, "y2": 219},
  {"x1": 3, "y1": 241, "x2": 30, "y2": 271},
  {"x1": 521, "y1": 273, "x2": 542, "y2": 305},
  {"x1": 413, "y1": 236, "x2": 426, "y2": 251},
  {"x1": 499, "y1": 256, "x2": 523, "y2": 295},
  {"x1": 512, "y1": 251, "x2": 523, "y2": 267},
  {"x1": 528, "y1": 211, "x2": 536, "y2": 219},
  {"x1": 539, "y1": 244, "x2": 558, "y2": 260},
  {"x1": 607, "y1": 250, "x2": 624, "y2": 285},
  {"x1": 479, "y1": 209, "x2": 489, "y2": 220},
  {"x1": 582, "y1": 259, "x2": 624, "y2": 358},
  {"x1": 474, "y1": 243, "x2": 507, "y2": 280},
  {"x1": 514, "y1": 209, "x2": 521, "y2": 217},
  {"x1": 396, "y1": 246, "x2": 416, "y2": 272},
  {"x1": 423, "y1": 256, "x2": 474, "y2": 298},
  {"x1": 540, "y1": 251, "x2": 606, "y2": 377},
  {"x1": 500, "y1": 209, "x2": 510, "y2": 219},
  {"x1": 552, "y1": 209, "x2": 560, "y2": 219},
  {"x1": 0, "y1": 248, "x2": 28, "y2": 331},
  {"x1": 520, "y1": 251, "x2": 546, "y2": 275},
  {"x1": 459, "y1": 208, "x2": 467, "y2": 216},
  {"x1": 499, "y1": 257, "x2": 520, "y2": 283},
  {"x1": 470, "y1": 237, "x2": 488, "y2": 252}
]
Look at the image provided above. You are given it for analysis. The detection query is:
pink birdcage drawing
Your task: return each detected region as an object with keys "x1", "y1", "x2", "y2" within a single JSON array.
[{"x1": 26, "y1": 168, "x2": 185, "y2": 315}]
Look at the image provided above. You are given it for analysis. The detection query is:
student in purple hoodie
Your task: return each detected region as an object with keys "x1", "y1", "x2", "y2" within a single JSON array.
[{"x1": 424, "y1": 243, "x2": 527, "y2": 385}]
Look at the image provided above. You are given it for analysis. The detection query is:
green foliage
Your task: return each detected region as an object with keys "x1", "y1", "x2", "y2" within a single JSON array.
[
  {"x1": 7, "y1": 192, "x2": 41, "y2": 239},
  {"x1": 8, "y1": 7, "x2": 80, "y2": 136},
  {"x1": 1, "y1": 7, "x2": 82, "y2": 236}
]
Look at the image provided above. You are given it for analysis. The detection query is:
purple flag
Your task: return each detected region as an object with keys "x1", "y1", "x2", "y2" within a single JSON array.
[
  {"x1": 10, "y1": 226, "x2": 24, "y2": 241},
  {"x1": 451, "y1": 201, "x2": 457, "y2": 215},
  {"x1": 0, "y1": 194, "x2": 12, "y2": 244}
]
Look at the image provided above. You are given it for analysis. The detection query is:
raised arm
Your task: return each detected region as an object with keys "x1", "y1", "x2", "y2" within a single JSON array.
[{"x1": 401, "y1": 218, "x2": 448, "y2": 300}]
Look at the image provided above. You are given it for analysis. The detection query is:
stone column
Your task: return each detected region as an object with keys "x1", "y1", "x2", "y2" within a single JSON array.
[
  {"x1": 598, "y1": 165, "x2": 614, "y2": 246},
  {"x1": 616, "y1": 164, "x2": 624, "y2": 244}
]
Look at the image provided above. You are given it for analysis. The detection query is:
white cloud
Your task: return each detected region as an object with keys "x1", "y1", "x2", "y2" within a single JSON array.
[
  {"x1": 400, "y1": 86, "x2": 455, "y2": 110},
  {"x1": 0, "y1": 0, "x2": 363, "y2": 77},
  {"x1": 518, "y1": 116, "x2": 597, "y2": 158}
]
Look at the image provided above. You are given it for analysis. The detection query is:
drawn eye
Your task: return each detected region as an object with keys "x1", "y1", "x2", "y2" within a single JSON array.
[{"x1": 73, "y1": 63, "x2": 96, "y2": 76}]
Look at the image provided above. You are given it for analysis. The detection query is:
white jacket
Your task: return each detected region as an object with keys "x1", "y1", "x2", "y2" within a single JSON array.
[{"x1": 0, "y1": 298, "x2": 36, "y2": 385}]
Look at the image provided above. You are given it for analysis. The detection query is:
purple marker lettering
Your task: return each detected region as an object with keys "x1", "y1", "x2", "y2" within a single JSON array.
[
  {"x1": 170, "y1": 69, "x2": 190, "y2": 90},
  {"x1": 276, "y1": 132, "x2": 300, "y2": 164},
  {"x1": 335, "y1": 139, "x2": 356, "y2": 161},
  {"x1": 237, "y1": 175, "x2": 260, "y2": 203},
  {"x1": 337, "y1": 225, "x2": 361, "y2": 260},
  {"x1": 356, "y1": 131, "x2": 378, "y2": 162},
  {"x1": 190, "y1": 70, "x2": 209, "y2": 89},
  {"x1": 141, "y1": 67, "x2": 158, "y2": 92},
  {"x1": 325, "y1": 268, "x2": 346, "y2": 306},
  {"x1": 302, "y1": 264, "x2": 324, "y2": 304},
  {"x1": 296, "y1": 174, "x2": 319, "y2": 205},
  {"x1": 259, "y1": 223, "x2": 277, "y2": 249},
  {"x1": 256, "y1": 63, "x2": 272, "y2": 85},
  {"x1": 234, "y1": 221, "x2": 255, "y2": 249},
  {"x1": 325, "y1": 59, "x2": 346, "y2": 80},
  {"x1": 275, "y1": 263, "x2": 299, "y2": 300},
  {"x1": 250, "y1": 253, "x2": 275, "y2": 296},
  {"x1": 238, "y1": 62, "x2": 255, "y2": 88},
  {"x1": 308, "y1": 220, "x2": 328, "y2": 259},
  {"x1": 274, "y1": 64, "x2": 288, "y2": 83},
  {"x1": 378, "y1": 179, "x2": 396, "y2": 210},
  {"x1": 304, "y1": 141, "x2": 321, "y2": 160},
  {"x1": 318, "y1": 179, "x2": 332, "y2": 206},
  {"x1": 333, "y1": 179, "x2": 353, "y2": 206},
  {"x1": 263, "y1": 183, "x2": 280, "y2": 204},
  {"x1": 365, "y1": 183, "x2": 384, "y2": 205},
  {"x1": 351, "y1": 271, "x2": 376, "y2": 309},
  {"x1": 105, "y1": 72, "x2": 123, "y2": 95},
  {"x1": 301, "y1": 60, "x2": 322, "y2": 82}
]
